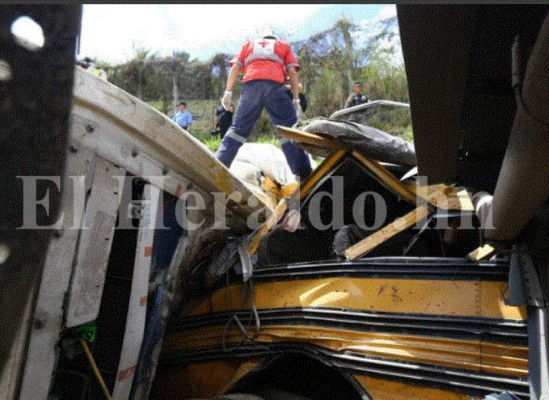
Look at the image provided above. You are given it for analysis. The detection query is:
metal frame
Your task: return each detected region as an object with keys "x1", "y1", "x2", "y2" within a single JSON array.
[
  {"x1": 18, "y1": 147, "x2": 95, "y2": 399},
  {"x1": 113, "y1": 181, "x2": 163, "y2": 399},
  {"x1": 329, "y1": 99, "x2": 410, "y2": 120},
  {"x1": 65, "y1": 159, "x2": 124, "y2": 327}
]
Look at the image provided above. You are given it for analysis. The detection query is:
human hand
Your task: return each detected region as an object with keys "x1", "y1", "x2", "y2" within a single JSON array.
[{"x1": 221, "y1": 91, "x2": 232, "y2": 110}]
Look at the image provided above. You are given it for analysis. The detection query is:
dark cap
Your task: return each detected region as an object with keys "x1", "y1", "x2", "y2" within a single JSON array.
[{"x1": 178, "y1": 101, "x2": 187, "y2": 106}]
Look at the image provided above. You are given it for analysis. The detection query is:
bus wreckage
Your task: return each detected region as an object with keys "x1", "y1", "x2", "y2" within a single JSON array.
[{"x1": 2, "y1": 4, "x2": 549, "y2": 400}]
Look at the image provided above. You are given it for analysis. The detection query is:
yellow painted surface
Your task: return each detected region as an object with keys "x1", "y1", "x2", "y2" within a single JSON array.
[
  {"x1": 480, "y1": 281, "x2": 526, "y2": 321},
  {"x1": 355, "y1": 376, "x2": 476, "y2": 400},
  {"x1": 183, "y1": 278, "x2": 526, "y2": 321},
  {"x1": 150, "y1": 359, "x2": 262, "y2": 400},
  {"x1": 163, "y1": 325, "x2": 527, "y2": 377}
]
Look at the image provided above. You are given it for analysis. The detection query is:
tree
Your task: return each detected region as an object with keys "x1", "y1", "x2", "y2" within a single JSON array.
[
  {"x1": 120, "y1": 46, "x2": 157, "y2": 100},
  {"x1": 155, "y1": 51, "x2": 189, "y2": 112}
]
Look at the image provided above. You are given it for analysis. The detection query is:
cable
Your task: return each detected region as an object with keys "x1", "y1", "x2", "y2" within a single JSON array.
[
  {"x1": 222, "y1": 279, "x2": 261, "y2": 352},
  {"x1": 80, "y1": 340, "x2": 112, "y2": 400}
]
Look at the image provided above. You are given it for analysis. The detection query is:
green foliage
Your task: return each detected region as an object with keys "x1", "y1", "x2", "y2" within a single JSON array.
[
  {"x1": 249, "y1": 110, "x2": 276, "y2": 139},
  {"x1": 309, "y1": 68, "x2": 345, "y2": 118},
  {"x1": 200, "y1": 134, "x2": 279, "y2": 154},
  {"x1": 114, "y1": 15, "x2": 413, "y2": 144},
  {"x1": 366, "y1": 106, "x2": 413, "y2": 142},
  {"x1": 202, "y1": 135, "x2": 221, "y2": 152},
  {"x1": 360, "y1": 46, "x2": 409, "y2": 103},
  {"x1": 146, "y1": 100, "x2": 163, "y2": 112}
]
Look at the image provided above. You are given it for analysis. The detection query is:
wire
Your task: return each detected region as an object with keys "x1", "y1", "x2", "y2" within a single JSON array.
[
  {"x1": 222, "y1": 279, "x2": 261, "y2": 352},
  {"x1": 80, "y1": 340, "x2": 112, "y2": 400}
]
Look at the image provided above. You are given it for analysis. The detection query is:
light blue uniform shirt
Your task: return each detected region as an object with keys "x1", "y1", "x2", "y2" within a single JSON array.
[{"x1": 173, "y1": 110, "x2": 192, "y2": 128}]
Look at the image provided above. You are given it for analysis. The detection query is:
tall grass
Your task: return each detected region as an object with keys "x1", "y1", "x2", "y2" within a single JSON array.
[{"x1": 201, "y1": 134, "x2": 280, "y2": 153}]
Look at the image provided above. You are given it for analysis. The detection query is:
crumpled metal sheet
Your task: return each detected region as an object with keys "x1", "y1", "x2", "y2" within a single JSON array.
[
  {"x1": 0, "y1": 4, "x2": 81, "y2": 374},
  {"x1": 300, "y1": 118, "x2": 417, "y2": 167}
]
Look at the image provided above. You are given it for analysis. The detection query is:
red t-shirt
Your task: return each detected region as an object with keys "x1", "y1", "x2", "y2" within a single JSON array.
[{"x1": 230, "y1": 38, "x2": 300, "y2": 84}]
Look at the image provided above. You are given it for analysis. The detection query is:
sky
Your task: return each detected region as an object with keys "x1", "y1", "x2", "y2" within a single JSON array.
[{"x1": 77, "y1": 4, "x2": 396, "y2": 64}]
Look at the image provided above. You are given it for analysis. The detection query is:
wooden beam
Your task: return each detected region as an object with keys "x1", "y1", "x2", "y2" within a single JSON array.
[
  {"x1": 345, "y1": 205, "x2": 431, "y2": 261},
  {"x1": 299, "y1": 150, "x2": 347, "y2": 199},
  {"x1": 353, "y1": 151, "x2": 417, "y2": 204},
  {"x1": 247, "y1": 199, "x2": 289, "y2": 256},
  {"x1": 276, "y1": 126, "x2": 346, "y2": 150}
]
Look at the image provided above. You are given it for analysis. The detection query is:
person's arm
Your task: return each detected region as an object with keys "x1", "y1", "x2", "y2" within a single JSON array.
[
  {"x1": 345, "y1": 95, "x2": 353, "y2": 108},
  {"x1": 225, "y1": 63, "x2": 241, "y2": 92},
  {"x1": 287, "y1": 67, "x2": 300, "y2": 100},
  {"x1": 187, "y1": 112, "x2": 192, "y2": 129},
  {"x1": 221, "y1": 64, "x2": 241, "y2": 110}
]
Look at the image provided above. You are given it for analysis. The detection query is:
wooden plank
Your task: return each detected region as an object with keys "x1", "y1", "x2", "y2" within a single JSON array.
[
  {"x1": 245, "y1": 150, "x2": 347, "y2": 257},
  {"x1": 413, "y1": 184, "x2": 475, "y2": 211},
  {"x1": 247, "y1": 199, "x2": 289, "y2": 256},
  {"x1": 353, "y1": 151, "x2": 417, "y2": 204},
  {"x1": 299, "y1": 150, "x2": 347, "y2": 199},
  {"x1": 345, "y1": 205, "x2": 431, "y2": 261},
  {"x1": 467, "y1": 244, "x2": 496, "y2": 261},
  {"x1": 276, "y1": 126, "x2": 347, "y2": 150},
  {"x1": 354, "y1": 152, "x2": 474, "y2": 211}
]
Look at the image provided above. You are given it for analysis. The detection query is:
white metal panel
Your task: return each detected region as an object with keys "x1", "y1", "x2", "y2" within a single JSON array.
[
  {"x1": 70, "y1": 110, "x2": 201, "y2": 203},
  {"x1": 65, "y1": 158, "x2": 124, "y2": 328},
  {"x1": 18, "y1": 147, "x2": 95, "y2": 400},
  {"x1": 112, "y1": 179, "x2": 162, "y2": 399}
]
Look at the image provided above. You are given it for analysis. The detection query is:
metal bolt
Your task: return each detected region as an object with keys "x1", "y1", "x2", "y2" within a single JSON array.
[
  {"x1": 0, "y1": 243, "x2": 10, "y2": 264},
  {"x1": 34, "y1": 317, "x2": 45, "y2": 330}
]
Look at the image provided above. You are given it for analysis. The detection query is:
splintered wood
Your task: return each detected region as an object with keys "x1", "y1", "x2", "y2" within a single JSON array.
[
  {"x1": 467, "y1": 244, "x2": 496, "y2": 261},
  {"x1": 247, "y1": 198, "x2": 289, "y2": 256}
]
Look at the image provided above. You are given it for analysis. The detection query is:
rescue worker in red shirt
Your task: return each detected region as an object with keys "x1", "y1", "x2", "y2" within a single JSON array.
[{"x1": 214, "y1": 35, "x2": 313, "y2": 180}]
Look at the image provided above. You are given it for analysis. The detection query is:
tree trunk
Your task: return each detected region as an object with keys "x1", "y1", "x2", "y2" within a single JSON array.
[
  {"x1": 137, "y1": 67, "x2": 143, "y2": 100},
  {"x1": 339, "y1": 19, "x2": 355, "y2": 92},
  {"x1": 172, "y1": 72, "x2": 179, "y2": 113}
]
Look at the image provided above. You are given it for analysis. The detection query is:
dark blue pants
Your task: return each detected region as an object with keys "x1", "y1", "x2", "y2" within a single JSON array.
[{"x1": 215, "y1": 80, "x2": 313, "y2": 179}]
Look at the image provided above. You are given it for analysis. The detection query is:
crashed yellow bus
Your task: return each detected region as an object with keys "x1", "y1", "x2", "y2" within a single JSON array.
[{"x1": 2, "y1": 4, "x2": 549, "y2": 400}]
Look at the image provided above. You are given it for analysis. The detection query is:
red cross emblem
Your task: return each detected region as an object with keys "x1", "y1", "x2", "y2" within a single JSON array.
[{"x1": 258, "y1": 40, "x2": 270, "y2": 48}]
